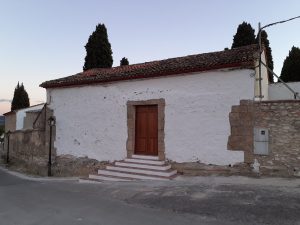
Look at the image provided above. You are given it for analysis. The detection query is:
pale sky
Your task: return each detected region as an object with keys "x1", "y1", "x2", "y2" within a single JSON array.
[{"x1": 1, "y1": 0, "x2": 300, "y2": 115}]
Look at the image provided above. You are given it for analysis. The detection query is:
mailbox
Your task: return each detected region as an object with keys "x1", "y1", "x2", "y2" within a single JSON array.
[{"x1": 254, "y1": 128, "x2": 269, "y2": 155}]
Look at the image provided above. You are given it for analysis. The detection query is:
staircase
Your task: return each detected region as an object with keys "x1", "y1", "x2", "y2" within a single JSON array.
[{"x1": 80, "y1": 155, "x2": 177, "y2": 182}]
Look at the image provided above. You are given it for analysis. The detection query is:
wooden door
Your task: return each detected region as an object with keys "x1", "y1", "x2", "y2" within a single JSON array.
[{"x1": 135, "y1": 105, "x2": 158, "y2": 156}]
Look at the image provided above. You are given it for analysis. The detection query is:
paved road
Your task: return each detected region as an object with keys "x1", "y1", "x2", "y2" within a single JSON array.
[{"x1": 0, "y1": 168, "x2": 300, "y2": 225}]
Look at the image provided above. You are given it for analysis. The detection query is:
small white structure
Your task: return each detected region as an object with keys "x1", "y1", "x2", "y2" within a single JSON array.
[
  {"x1": 15, "y1": 104, "x2": 44, "y2": 130},
  {"x1": 4, "y1": 104, "x2": 44, "y2": 132},
  {"x1": 41, "y1": 45, "x2": 268, "y2": 167},
  {"x1": 269, "y1": 81, "x2": 300, "y2": 100}
]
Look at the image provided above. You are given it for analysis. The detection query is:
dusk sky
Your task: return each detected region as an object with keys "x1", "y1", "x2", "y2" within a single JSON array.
[{"x1": 1, "y1": 0, "x2": 300, "y2": 115}]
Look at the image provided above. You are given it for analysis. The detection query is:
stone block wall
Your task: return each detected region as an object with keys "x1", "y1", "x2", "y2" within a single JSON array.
[
  {"x1": 4, "y1": 112, "x2": 16, "y2": 132},
  {"x1": 228, "y1": 99, "x2": 300, "y2": 177},
  {"x1": 3, "y1": 129, "x2": 48, "y2": 175},
  {"x1": 24, "y1": 111, "x2": 41, "y2": 130},
  {"x1": 1, "y1": 106, "x2": 52, "y2": 176}
]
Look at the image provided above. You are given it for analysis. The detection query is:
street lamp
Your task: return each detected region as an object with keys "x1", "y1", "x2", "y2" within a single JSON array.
[
  {"x1": 47, "y1": 116, "x2": 56, "y2": 176},
  {"x1": 6, "y1": 130, "x2": 11, "y2": 164}
]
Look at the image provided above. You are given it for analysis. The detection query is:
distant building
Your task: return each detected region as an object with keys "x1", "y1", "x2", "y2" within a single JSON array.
[
  {"x1": 3, "y1": 104, "x2": 44, "y2": 132},
  {"x1": 0, "y1": 116, "x2": 5, "y2": 126}
]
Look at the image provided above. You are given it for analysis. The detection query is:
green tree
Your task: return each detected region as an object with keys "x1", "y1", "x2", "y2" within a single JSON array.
[
  {"x1": 231, "y1": 22, "x2": 256, "y2": 48},
  {"x1": 83, "y1": 23, "x2": 113, "y2": 71},
  {"x1": 120, "y1": 57, "x2": 129, "y2": 66},
  {"x1": 279, "y1": 46, "x2": 300, "y2": 82},
  {"x1": 257, "y1": 30, "x2": 274, "y2": 83},
  {"x1": 11, "y1": 82, "x2": 30, "y2": 111}
]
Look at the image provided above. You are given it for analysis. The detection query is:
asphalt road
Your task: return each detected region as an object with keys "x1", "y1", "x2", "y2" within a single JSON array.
[{"x1": 0, "y1": 168, "x2": 299, "y2": 225}]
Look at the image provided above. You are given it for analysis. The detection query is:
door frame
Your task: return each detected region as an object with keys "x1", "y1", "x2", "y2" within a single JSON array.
[{"x1": 126, "y1": 99, "x2": 165, "y2": 160}]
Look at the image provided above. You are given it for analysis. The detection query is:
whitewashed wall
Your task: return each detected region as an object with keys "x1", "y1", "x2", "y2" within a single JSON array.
[
  {"x1": 269, "y1": 82, "x2": 300, "y2": 100},
  {"x1": 47, "y1": 69, "x2": 255, "y2": 165},
  {"x1": 15, "y1": 104, "x2": 44, "y2": 130}
]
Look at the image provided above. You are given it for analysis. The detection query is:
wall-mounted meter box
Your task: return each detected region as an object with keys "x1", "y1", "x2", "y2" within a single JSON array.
[{"x1": 254, "y1": 128, "x2": 269, "y2": 155}]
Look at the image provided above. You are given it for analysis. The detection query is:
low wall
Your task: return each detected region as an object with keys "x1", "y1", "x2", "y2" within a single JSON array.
[
  {"x1": 0, "y1": 105, "x2": 106, "y2": 177},
  {"x1": 269, "y1": 82, "x2": 300, "y2": 100},
  {"x1": 228, "y1": 100, "x2": 300, "y2": 177},
  {"x1": 2, "y1": 129, "x2": 49, "y2": 175}
]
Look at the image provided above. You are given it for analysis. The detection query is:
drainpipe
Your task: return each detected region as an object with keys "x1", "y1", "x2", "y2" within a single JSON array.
[
  {"x1": 6, "y1": 131, "x2": 11, "y2": 164},
  {"x1": 47, "y1": 116, "x2": 56, "y2": 176}
]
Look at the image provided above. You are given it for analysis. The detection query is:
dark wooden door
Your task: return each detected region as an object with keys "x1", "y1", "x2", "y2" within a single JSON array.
[{"x1": 135, "y1": 105, "x2": 158, "y2": 156}]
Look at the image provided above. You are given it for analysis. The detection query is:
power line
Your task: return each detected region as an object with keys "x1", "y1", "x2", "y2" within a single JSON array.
[{"x1": 260, "y1": 15, "x2": 300, "y2": 31}]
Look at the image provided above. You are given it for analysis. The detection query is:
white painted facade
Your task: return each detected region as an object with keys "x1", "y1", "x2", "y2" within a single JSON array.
[
  {"x1": 47, "y1": 69, "x2": 255, "y2": 165},
  {"x1": 15, "y1": 104, "x2": 44, "y2": 130},
  {"x1": 269, "y1": 81, "x2": 300, "y2": 100}
]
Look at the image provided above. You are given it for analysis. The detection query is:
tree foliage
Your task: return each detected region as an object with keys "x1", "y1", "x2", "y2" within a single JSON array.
[
  {"x1": 83, "y1": 23, "x2": 113, "y2": 71},
  {"x1": 120, "y1": 57, "x2": 129, "y2": 66},
  {"x1": 231, "y1": 22, "x2": 256, "y2": 48},
  {"x1": 11, "y1": 82, "x2": 30, "y2": 111},
  {"x1": 279, "y1": 46, "x2": 300, "y2": 82},
  {"x1": 257, "y1": 30, "x2": 274, "y2": 83}
]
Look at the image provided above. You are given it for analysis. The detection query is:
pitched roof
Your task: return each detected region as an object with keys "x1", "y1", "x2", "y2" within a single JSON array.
[{"x1": 40, "y1": 44, "x2": 260, "y2": 89}]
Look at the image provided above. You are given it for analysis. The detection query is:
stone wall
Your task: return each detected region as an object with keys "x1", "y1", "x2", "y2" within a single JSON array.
[
  {"x1": 228, "y1": 100, "x2": 300, "y2": 177},
  {"x1": 3, "y1": 129, "x2": 48, "y2": 175},
  {"x1": 24, "y1": 111, "x2": 41, "y2": 130},
  {"x1": 4, "y1": 113, "x2": 16, "y2": 132},
  {"x1": 1, "y1": 106, "x2": 51, "y2": 175}
]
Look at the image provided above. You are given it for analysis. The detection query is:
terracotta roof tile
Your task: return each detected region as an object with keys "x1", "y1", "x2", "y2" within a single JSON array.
[{"x1": 40, "y1": 44, "x2": 259, "y2": 88}]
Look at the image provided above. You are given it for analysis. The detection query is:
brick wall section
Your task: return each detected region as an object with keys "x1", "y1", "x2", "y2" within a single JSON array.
[
  {"x1": 228, "y1": 100, "x2": 254, "y2": 164},
  {"x1": 228, "y1": 99, "x2": 300, "y2": 177}
]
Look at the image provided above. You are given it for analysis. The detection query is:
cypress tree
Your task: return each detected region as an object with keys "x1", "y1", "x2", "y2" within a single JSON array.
[
  {"x1": 257, "y1": 30, "x2": 274, "y2": 83},
  {"x1": 83, "y1": 23, "x2": 113, "y2": 71},
  {"x1": 279, "y1": 46, "x2": 300, "y2": 82},
  {"x1": 120, "y1": 57, "x2": 129, "y2": 66},
  {"x1": 231, "y1": 22, "x2": 256, "y2": 48},
  {"x1": 11, "y1": 82, "x2": 30, "y2": 111}
]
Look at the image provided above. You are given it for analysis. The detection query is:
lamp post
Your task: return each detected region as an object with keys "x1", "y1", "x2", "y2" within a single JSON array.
[
  {"x1": 6, "y1": 130, "x2": 11, "y2": 164},
  {"x1": 47, "y1": 116, "x2": 56, "y2": 176}
]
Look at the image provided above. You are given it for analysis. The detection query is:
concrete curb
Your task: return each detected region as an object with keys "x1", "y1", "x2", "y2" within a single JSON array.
[{"x1": 0, "y1": 165, "x2": 78, "y2": 182}]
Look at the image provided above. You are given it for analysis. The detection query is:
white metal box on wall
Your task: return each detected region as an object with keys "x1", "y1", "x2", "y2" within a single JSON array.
[{"x1": 254, "y1": 128, "x2": 269, "y2": 155}]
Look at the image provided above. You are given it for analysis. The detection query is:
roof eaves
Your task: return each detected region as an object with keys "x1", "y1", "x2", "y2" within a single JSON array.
[{"x1": 40, "y1": 61, "x2": 255, "y2": 89}]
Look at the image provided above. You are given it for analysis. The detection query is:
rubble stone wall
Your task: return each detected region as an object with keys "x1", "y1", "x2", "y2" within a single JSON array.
[{"x1": 228, "y1": 100, "x2": 300, "y2": 177}]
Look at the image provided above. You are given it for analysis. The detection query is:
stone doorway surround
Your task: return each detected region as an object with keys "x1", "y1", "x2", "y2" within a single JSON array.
[{"x1": 126, "y1": 99, "x2": 165, "y2": 160}]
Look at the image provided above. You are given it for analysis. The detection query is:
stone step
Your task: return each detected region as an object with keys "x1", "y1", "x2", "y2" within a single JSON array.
[
  {"x1": 115, "y1": 161, "x2": 171, "y2": 170},
  {"x1": 131, "y1": 154, "x2": 159, "y2": 160},
  {"x1": 124, "y1": 158, "x2": 165, "y2": 165},
  {"x1": 104, "y1": 166, "x2": 177, "y2": 177},
  {"x1": 97, "y1": 169, "x2": 171, "y2": 180},
  {"x1": 89, "y1": 174, "x2": 133, "y2": 181},
  {"x1": 79, "y1": 177, "x2": 103, "y2": 184}
]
